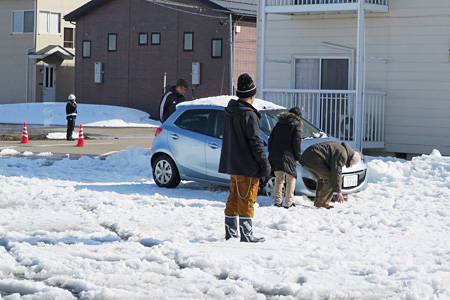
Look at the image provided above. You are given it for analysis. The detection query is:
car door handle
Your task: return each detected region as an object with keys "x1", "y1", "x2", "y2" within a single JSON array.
[
  {"x1": 169, "y1": 133, "x2": 179, "y2": 140},
  {"x1": 207, "y1": 143, "x2": 218, "y2": 149}
]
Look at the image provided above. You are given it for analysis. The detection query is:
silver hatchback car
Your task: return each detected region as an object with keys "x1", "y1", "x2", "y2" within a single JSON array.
[{"x1": 150, "y1": 96, "x2": 367, "y2": 197}]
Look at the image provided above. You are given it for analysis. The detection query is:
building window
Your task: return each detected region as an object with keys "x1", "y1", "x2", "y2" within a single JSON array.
[
  {"x1": 64, "y1": 28, "x2": 74, "y2": 48},
  {"x1": 108, "y1": 33, "x2": 117, "y2": 52},
  {"x1": 139, "y1": 33, "x2": 148, "y2": 45},
  {"x1": 183, "y1": 32, "x2": 193, "y2": 51},
  {"x1": 211, "y1": 39, "x2": 222, "y2": 58},
  {"x1": 151, "y1": 32, "x2": 160, "y2": 45},
  {"x1": 294, "y1": 57, "x2": 350, "y2": 137},
  {"x1": 12, "y1": 11, "x2": 34, "y2": 33},
  {"x1": 39, "y1": 11, "x2": 60, "y2": 34},
  {"x1": 82, "y1": 40, "x2": 91, "y2": 58},
  {"x1": 294, "y1": 58, "x2": 349, "y2": 90}
]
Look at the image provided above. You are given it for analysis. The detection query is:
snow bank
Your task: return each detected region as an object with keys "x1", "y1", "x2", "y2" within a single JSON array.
[
  {"x1": 0, "y1": 148, "x2": 449, "y2": 298},
  {"x1": 0, "y1": 103, "x2": 158, "y2": 127}
]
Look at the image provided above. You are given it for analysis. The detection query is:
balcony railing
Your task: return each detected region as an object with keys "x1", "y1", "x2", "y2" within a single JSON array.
[
  {"x1": 263, "y1": 89, "x2": 386, "y2": 149},
  {"x1": 265, "y1": 0, "x2": 388, "y2": 6},
  {"x1": 264, "y1": 0, "x2": 389, "y2": 13}
]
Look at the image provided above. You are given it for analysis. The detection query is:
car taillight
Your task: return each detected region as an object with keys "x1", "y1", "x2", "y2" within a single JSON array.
[{"x1": 155, "y1": 128, "x2": 162, "y2": 136}]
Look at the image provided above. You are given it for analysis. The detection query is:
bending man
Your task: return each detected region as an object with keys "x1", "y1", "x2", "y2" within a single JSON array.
[{"x1": 300, "y1": 142, "x2": 361, "y2": 209}]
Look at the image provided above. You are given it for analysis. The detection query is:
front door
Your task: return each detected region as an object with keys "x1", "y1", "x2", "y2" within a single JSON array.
[
  {"x1": 43, "y1": 64, "x2": 56, "y2": 102},
  {"x1": 205, "y1": 110, "x2": 228, "y2": 183},
  {"x1": 167, "y1": 109, "x2": 209, "y2": 180}
]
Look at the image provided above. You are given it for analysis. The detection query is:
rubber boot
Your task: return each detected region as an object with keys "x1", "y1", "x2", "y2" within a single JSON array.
[
  {"x1": 225, "y1": 215, "x2": 239, "y2": 240},
  {"x1": 239, "y1": 217, "x2": 265, "y2": 243}
]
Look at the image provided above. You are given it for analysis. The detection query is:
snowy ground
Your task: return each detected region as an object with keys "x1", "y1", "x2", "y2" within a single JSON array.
[{"x1": 0, "y1": 102, "x2": 450, "y2": 299}]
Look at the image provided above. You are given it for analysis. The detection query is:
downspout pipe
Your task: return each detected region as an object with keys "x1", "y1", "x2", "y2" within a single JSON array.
[
  {"x1": 259, "y1": 1, "x2": 266, "y2": 99},
  {"x1": 26, "y1": 0, "x2": 37, "y2": 103},
  {"x1": 229, "y1": 13, "x2": 234, "y2": 95},
  {"x1": 355, "y1": 0, "x2": 366, "y2": 151}
]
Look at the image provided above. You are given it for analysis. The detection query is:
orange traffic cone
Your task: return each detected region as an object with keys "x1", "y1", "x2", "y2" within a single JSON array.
[
  {"x1": 20, "y1": 122, "x2": 31, "y2": 144},
  {"x1": 75, "y1": 125, "x2": 87, "y2": 147}
]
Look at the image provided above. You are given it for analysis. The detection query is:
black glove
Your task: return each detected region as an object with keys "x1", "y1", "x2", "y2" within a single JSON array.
[{"x1": 260, "y1": 161, "x2": 272, "y2": 180}]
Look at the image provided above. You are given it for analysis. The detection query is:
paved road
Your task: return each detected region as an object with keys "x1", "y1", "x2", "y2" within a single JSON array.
[{"x1": 0, "y1": 125, "x2": 157, "y2": 159}]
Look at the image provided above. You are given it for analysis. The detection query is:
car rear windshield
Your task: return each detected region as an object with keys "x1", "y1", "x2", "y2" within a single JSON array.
[{"x1": 260, "y1": 110, "x2": 325, "y2": 139}]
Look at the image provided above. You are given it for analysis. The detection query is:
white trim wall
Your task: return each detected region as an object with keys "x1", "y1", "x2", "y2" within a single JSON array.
[{"x1": 258, "y1": 0, "x2": 450, "y2": 155}]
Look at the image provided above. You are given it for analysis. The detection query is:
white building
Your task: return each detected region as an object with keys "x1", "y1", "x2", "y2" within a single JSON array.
[
  {"x1": 0, "y1": 0, "x2": 90, "y2": 104},
  {"x1": 258, "y1": 0, "x2": 450, "y2": 157}
]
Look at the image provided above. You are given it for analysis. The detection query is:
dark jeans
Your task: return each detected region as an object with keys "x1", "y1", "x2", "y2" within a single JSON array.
[{"x1": 67, "y1": 117, "x2": 76, "y2": 140}]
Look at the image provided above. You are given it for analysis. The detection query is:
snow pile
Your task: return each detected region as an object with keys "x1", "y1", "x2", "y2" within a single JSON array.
[
  {"x1": 178, "y1": 95, "x2": 285, "y2": 111},
  {"x1": 0, "y1": 103, "x2": 158, "y2": 127},
  {"x1": 0, "y1": 96, "x2": 284, "y2": 129},
  {"x1": 0, "y1": 148, "x2": 449, "y2": 299},
  {"x1": 46, "y1": 131, "x2": 79, "y2": 140}
]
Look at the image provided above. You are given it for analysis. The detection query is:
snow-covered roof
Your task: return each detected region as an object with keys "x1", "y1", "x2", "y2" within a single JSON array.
[{"x1": 177, "y1": 95, "x2": 285, "y2": 111}]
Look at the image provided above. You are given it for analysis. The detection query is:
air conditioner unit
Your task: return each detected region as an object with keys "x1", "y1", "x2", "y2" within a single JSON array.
[
  {"x1": 339, "y1": 114, "x2": 375, "y2": 141},
  {"x1": 339, "y1": 115, "x2": 354, "y2": 140}
]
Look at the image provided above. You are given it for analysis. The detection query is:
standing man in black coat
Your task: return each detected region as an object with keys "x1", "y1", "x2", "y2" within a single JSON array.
[
  {"x1": 268, "y1": 107, "x2": 303, "y2": 209},
  {"x1": 300, "y1": 142, "x2": 361, "y2": 209},
  {"x1": 158, "y1": 78, "x2": 189, "y2": 123},
  {"x1": 219, "y1": 73, "x2": 271, "y2": 243},
  {"x1": 66, "y1": 94, "x2": 77, "y2": 141}
]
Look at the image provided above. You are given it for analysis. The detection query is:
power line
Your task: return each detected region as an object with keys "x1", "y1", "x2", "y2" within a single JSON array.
[{"x1": 145, "y1": 0, "x2": 229, "y2": 21}]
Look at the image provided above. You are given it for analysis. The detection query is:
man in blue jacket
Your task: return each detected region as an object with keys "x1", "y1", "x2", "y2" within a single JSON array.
[{"x1": 219, "y1": 73, "x2": 271, "y2": 243}]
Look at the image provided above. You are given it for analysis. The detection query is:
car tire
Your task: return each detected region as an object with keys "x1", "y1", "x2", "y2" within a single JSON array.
[
  {"x1": 260, "y1": 176, "x2": 277, "y2": 197},
  {"x1": 152, "y1": 155, "x2": 181, "y2": 188}
]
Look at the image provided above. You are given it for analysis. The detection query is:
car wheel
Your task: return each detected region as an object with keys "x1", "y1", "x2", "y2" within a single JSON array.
[
  {"x1": 260, "y1": 176, "x2": 277, "y2": 197},
  {"x1": 152, "y1": 155, "x2": 181, "y2": 188}
]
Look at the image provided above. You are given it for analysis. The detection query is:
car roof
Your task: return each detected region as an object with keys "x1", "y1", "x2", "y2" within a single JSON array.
[{"x1": 176, "y1": 95, "x2": 285, "y2": 111}]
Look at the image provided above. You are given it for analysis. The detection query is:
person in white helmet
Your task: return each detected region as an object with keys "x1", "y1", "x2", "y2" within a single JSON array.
[{"x1": 66, "y1": 94, "x2": 77, "y2": 141}]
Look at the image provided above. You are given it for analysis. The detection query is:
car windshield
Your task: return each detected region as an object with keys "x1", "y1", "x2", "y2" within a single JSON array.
[{"x1": 260, "y1": 110, "x2": 327, "y2": 139}]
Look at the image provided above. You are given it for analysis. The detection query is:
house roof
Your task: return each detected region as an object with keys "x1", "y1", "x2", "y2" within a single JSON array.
[
  {"x1": 28, "y1": 45, "x2": 74, "y2": 60},
  {"x1": 209, "y1": 0, "x2": 256, "y2": 19},
  {"x1": 64, "y1": 0, "x2": 232, "y2": 22},
  {"x1": 64, "y1": 0, "x2": 109, "y2": 21}
]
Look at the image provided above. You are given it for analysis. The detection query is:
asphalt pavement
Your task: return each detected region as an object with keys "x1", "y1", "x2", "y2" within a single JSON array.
[{"x1": 0, "y1": 124, "x2": 157, "y2": 159}]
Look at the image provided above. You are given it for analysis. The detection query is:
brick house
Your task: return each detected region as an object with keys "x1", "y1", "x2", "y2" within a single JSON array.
[
  {"x1": 65, "y1": 0, "x2": 237, "y2": 119},
  {"x1": 211, "y1": 0, "x2": 257, "y2": 90}
]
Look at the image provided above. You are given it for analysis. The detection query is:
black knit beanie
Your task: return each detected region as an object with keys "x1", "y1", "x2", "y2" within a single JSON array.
[{"x1": 236, "y1": 73, "x2": 256, "y2": 99}]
